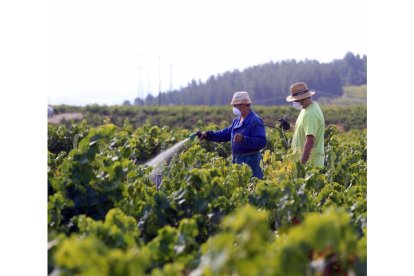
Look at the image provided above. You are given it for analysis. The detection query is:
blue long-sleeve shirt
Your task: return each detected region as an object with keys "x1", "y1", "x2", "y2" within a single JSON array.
[{"x1": 205, "y1": 110, "x2": 267, "y2": 155}]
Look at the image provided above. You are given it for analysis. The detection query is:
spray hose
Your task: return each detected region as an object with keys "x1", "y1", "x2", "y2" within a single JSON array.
[
  {"x1": 188, "y1": 122, "x2": 293, "y2": 149},
  {"x1": 188, "y1": 113, "x2": 295, "y2": 148},
  {"x1": 261, "y1": 124, "x2": 289, "y2": 149}
]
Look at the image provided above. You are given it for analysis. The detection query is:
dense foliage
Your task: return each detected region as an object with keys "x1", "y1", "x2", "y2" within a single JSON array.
[
  {"x1": 48, "y1": 118, "x2": 367, "y2": 275},
  {"x1": 138, "y1": 52, "x2": 366, "y2": 105},
  {"x1": 50, "y1": 104, "x2": 366, "y2": 132}
]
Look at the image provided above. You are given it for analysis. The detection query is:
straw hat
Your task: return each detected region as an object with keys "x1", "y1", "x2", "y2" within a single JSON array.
[
  {"x1": 286, "y1": 82, "x2": 315, "y2": 102},
  {"x1": 230, "y1": 91, "x2": 252, "y2": 105}
]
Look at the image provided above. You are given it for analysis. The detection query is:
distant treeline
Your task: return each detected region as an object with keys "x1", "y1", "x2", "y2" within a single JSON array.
[{"x1": 131, "y1": 52, "x2": 366, "y2": 106}]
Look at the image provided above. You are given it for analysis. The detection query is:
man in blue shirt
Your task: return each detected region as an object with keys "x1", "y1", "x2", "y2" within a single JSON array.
[{"x1": 197, "y1": 91, "x2": 267, "y2": 179}]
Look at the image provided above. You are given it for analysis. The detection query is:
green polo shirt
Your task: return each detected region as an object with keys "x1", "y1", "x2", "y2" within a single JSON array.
[{"x1": 291, "y1": 102, "x2": 325, "y2": 167}]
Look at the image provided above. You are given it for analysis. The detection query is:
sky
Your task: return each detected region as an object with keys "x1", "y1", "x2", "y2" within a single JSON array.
[
  {"x1": 2, "y1": 0, "x2": 414, "y2": 275},
  {"x1": 48, "y1": 0, "x2": 369, "y2": 105}
]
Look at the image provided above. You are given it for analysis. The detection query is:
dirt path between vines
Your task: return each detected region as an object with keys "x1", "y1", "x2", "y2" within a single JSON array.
[{"x1": 48, "y1": 113, "x2": 83, "y2": 124}]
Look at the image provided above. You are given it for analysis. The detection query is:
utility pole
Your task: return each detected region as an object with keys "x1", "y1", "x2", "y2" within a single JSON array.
[
  {"x1": 146, "y1": 66, "x2": 152, "y2": 103},
  {"x1": 158, "y1": 56, "x2": 161, "y2": 105},
  {"x1": 169, "y1": 63, "x2": 173, "y2": 92},
  {"x1": 138, "y1": 54, "x2": 143, "y2": 104}
]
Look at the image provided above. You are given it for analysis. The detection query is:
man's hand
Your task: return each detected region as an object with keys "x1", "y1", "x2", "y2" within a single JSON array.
[
  {"x1": 196, "y1": 131, "x2": 207, "y2": 139},
  {"x1": 278, "y1": 118, "x2": 290, "y2": 131},
  {"x1": 234, "y1": 133, "x2": 244, "y2": 143}
]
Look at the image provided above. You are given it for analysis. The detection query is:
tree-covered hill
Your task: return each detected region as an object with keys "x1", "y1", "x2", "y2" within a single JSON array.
[{"x1": 136, "y1": 52, "x2": 366, "y2": 106}]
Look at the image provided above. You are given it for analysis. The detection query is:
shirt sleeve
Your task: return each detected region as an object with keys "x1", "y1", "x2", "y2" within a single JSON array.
[
  {"x1": 206, "y1": 125, "x2": 232, "y2": 142},
  {"x1": 303, "y1": 113, "x2": 319, "y2": 137}
]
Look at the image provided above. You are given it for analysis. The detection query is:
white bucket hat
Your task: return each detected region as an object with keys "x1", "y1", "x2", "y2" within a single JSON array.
[{"x1": 230, "y1": 91, "x2": 252, "y2": 105}]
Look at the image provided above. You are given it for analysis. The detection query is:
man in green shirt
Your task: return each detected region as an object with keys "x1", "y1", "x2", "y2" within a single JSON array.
[{"x1": 278, "y1": 82, "x2": 325, "y2": 167}]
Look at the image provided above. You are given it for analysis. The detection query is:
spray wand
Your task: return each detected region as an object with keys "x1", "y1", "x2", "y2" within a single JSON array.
[
  {"x1": 188, "y1": 131, "x2": 198, "y2": 141},
  {"x1": 188, "y1": 129, "x2": 204, "y2": 141}
]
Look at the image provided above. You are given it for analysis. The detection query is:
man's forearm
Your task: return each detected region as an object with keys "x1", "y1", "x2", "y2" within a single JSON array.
[{"x1": 301, "y1": 136, "x2": 315, "y2": 164}]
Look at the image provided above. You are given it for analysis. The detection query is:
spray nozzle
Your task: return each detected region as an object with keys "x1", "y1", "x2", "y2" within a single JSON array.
[
  {"x1": 188, "y1": 132, "x2": 197, "y2": 141},
  {"x1": 188, "y1": 130, "x2": 202, "y2": 141}
]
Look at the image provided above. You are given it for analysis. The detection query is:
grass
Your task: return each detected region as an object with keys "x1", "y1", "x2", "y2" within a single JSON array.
[{"x1": 319, "y1": 85, "x2": 367, "y2": 106}]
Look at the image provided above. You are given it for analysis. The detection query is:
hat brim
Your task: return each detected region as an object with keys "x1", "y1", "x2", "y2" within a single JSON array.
[
  {"x1": 286, "y1": 91, "x2": 315, "y2": 102},
  {"x1": 230, "y1": 99, "x2": 252, "y2": 105}
]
